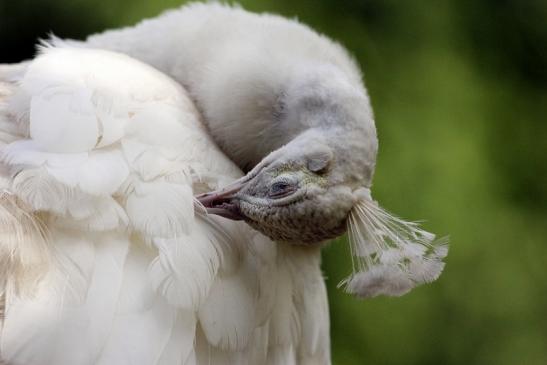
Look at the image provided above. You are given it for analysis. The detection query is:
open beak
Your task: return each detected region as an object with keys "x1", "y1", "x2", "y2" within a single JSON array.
[{"x1": 195, "y1": 177, "x2": 247, "y2": 221}]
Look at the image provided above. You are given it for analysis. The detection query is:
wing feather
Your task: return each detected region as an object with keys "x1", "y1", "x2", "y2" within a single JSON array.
[{"x1": 1, "y1": 45, "x2": 332, "y2": 365}]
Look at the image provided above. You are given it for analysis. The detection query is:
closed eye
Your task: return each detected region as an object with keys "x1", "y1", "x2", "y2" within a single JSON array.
[{"x1": 269, "y1": 181, "x2": 297, "y2": 199}]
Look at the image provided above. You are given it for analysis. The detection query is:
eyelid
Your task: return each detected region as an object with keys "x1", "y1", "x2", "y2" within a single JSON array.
[
  {"x1": 269, "y1": 177, "x2": 297, "y2": 198},
  {"x1": 271, "y1": 174, "x2": 297, "y2": 185}
]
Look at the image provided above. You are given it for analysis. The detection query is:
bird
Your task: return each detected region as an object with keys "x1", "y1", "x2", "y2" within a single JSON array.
[
  {"x1": 0, "y1": 3, "x2": 448, "y2": 365},
  {"x1": 68, "y1": 1, "x2": 448, "y2": 296}
]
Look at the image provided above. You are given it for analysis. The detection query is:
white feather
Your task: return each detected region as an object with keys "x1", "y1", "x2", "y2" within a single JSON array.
[
  {"x1": 266, "y1": 255, "x2": 301, "y2": 361},
  {"x1": 126, "y1": 181, "x2": 194, "y2": 238},
  {"x1": 29, "y1": 88, "x2": 100, "y2": 153},
  {"x1": 0, "y1": 9, "x2": 348, "y2": 362},
  {"x1": 293, "y1": 252, "x2": 330, "y2": 363},
  {"x1": 96, "y1": 242, "x2": 197, "y2": 365},
  {"x1": 65, "y1": 196, "x2": 128, "y2": 232},
  {"x1": 76, "y1": 148, "x2": 129, "y2": 196},
  {"x1": 342, "y1": 188, "x2": 448, "y2": 298},
  {"x1": 148, "y1": 218, "x2": 222, "y2": 310},
  {"x1": 0, "y1": 190, "x2": 50, "y2": 300},
  {"x1": 198, "y1": 260, "x2": 257, "y2": 351},
  {"x1": 2, "y1": 140, "x2": 88, "y2": 170},
  {"x1": 10, "y1": 167, "x2": 75, "y2": 215}
]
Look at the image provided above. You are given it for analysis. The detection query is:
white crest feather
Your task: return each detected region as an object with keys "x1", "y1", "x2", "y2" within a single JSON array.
[{"x1": 341, "y1": 188, "x2": 448, "y2": 298}]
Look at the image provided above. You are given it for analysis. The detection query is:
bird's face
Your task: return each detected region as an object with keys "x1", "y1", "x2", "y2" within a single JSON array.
[{"x1": 197, "y1": 141, "x2": 363, "y2": 244}]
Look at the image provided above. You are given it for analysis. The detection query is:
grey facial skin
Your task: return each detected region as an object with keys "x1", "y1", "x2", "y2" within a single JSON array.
[{"x1": 199, "y1": 148, "x2": 355, "y2": 244}]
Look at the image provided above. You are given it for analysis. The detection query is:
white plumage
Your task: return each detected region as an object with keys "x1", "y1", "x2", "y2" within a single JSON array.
[
  {"x1": 0, "y1": 3, "x2": 448, "y2": 364},
  {"x1": 0, "y1": 47, "x2": 330, "y2": 365}
]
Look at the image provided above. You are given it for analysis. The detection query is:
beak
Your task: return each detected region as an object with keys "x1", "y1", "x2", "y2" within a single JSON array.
[
  {"x1": 195, "y1": 177, "x2": 248, "y2": 221},
  {"x1": 196, "y1": 157, "x2": 272, "y2": 220}
]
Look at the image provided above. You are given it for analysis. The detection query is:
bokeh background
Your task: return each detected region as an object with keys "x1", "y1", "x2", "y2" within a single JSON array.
[{"x1": 1, "y1": 0, "x2": 545, "y2": 364}]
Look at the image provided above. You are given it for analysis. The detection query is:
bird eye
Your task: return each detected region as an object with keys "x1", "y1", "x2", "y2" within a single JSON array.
[{"x1": 269, "y1": 180, "x2": 296, "y2": 199}]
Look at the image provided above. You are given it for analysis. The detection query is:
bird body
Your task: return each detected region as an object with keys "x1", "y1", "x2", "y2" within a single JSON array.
[
  {"x1": 0, "y1": 3, "x2": 447, "y2": 364},
  {"x1": 0, "y1": 47, "x2": 329, "y2": 365}
]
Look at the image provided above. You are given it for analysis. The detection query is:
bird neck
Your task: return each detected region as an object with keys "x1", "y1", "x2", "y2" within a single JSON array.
[{"x1": 207, "y1": 62, "x2": 374, "y2": 174}]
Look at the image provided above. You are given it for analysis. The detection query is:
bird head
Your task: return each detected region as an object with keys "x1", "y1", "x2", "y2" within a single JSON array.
[
  {"x1": 197, "y1": 63, "x2": 379, "y2": 244},
  {"x1": 197, "y1": 62, "x2": 447, "y2": 298},
  {"x1": 197, "y1": 126, "x2": 375, "y2": 244},
  {"x1": 196, "y1": 59, "x2": 384, "y2": 244}
]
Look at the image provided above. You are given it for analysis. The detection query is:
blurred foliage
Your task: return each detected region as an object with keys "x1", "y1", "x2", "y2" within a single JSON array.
[{"x1": 1, "y1": 0, "x2": 546, "y2": 364}]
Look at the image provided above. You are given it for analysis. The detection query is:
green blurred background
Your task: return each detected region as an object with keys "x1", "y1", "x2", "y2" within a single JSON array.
[{"x1": 1, "y1": 0, "x2": 545, "y2": 364}]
